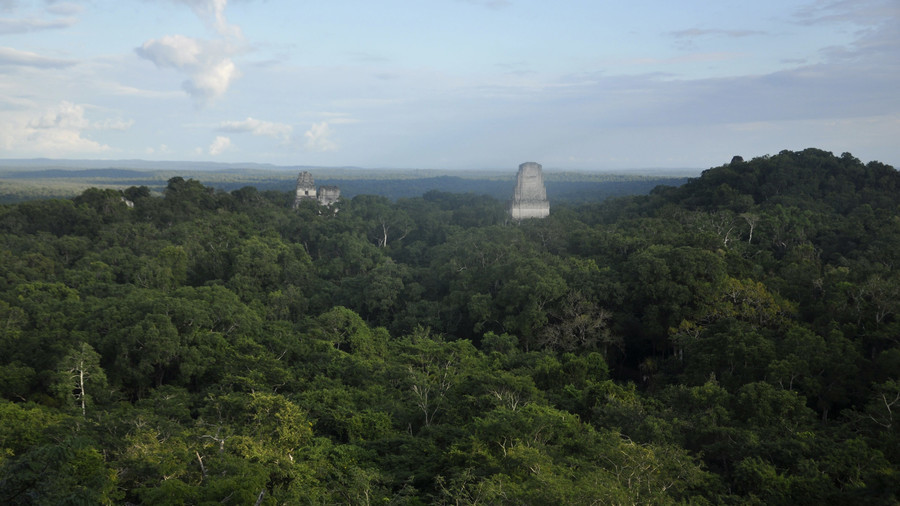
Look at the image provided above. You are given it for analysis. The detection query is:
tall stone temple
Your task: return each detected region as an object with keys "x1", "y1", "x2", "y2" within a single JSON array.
[
  {"x1": 293, "y1": 171, "x2": 340, "y2": 208},
  {"x1": 509, "y1": 162, "x2": 550, "y2": 220}
]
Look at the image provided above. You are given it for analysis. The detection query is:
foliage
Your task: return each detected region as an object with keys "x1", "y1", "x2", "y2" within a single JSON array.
[{"x1": 0, "y1": 150, "x2": 898, "y2": 503}]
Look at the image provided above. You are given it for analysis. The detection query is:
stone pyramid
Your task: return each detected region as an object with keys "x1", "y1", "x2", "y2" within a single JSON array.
[{"x1": 509, "y1": 162, "x2": 550, "y2": 219}]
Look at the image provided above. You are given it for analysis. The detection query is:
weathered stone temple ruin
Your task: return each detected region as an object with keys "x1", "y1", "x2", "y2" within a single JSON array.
[
  {"x1": 509, "y1": 162, "x2": 550, "y2": 219},
  {"x1": 292, "y1": 171, "x2": 341, "y2": 208},
  {"x1": 316, "y1": 185, "x2": 340, "y2": 206}
]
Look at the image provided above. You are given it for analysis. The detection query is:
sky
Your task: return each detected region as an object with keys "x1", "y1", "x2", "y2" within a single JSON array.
[{"x1": 0, "y1": 0, "x2": 898, "y2": 171}]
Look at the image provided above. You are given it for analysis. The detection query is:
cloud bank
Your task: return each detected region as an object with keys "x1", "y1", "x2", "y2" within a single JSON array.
[
  {"x1": 0, "y1": 101, "x2": 131, "y2": 156},
  {"x1": 137, "y1": 35, "x2": 239, "y2": 105},
  {"x1": 218, "y1": 117, "x2": 293, "y2": 142},
  {"x1": 305, "y1": 122, "x2": 337, "y2": 152},
  {"x1": 208, "y1": 135, "x2": 231, "y2": 155}
]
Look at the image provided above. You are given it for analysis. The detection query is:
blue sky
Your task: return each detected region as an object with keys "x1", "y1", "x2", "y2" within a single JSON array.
[{"x1": 1, "y1": 0, "x2": 897, "y2": 170}]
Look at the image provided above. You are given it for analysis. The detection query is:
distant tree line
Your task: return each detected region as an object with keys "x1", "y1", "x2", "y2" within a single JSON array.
[{"x1": 0, "y1": 168, "x2": 687, "y2": 203}]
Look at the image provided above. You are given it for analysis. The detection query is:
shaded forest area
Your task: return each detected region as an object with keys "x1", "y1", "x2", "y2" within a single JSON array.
[
  {"x1": 0, "y1": 148, "x2": 898, "y2": 504},
  {"x1": 0, "y1": 166, "x2": 687, "y2": 204}
]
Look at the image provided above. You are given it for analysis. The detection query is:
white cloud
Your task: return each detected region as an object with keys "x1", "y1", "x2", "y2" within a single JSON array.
[
  {"x1": 208, "y1": 135, "x2": 231, "y2": 155},
  {"x1": 29, "y1": 100, "x2": 89, "y2": 129},
  {"x1": 0, "y1": 101, "x2": 117, "y2": 155},
  {"x1": 183, "y1": 57, "x2": 237, "y2": 102},
  {"x1": 0, "y1": 46, "x2": 73, "y2": 68},
  {"x1": 304, "y1": 122, "x2": 337, "y2": 152},
  {"x1": 137, "y1": 0, "x2": 245, "y2": 106},
  {"x1": 218, "y1": 117, "x2": 292, "y2": 141},
  {"x1": 137, "y1": 34, "x2": 204, "y2": 68},
  {"x1": 136, "y1": 34, "x2": 240, "y2": 105}
]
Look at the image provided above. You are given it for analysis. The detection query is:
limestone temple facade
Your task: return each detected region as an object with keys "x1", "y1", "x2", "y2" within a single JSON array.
[
  {"x1": 317, "y1": 185, "x2": 341, "y2": 206},
  {"x1": 293, "y1": 171, "x2": 341, "y2": 208},
  {"x1": 293, "y1": 171, "x2": 316, "y2": 206},
  {"x1": 509, "y1": 162, "x2": 550, "y2": 219}
]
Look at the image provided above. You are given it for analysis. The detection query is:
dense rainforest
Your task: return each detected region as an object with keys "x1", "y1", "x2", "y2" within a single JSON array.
[{"x1": 0, "y1": 148, "x2": 898, "y2": 504}]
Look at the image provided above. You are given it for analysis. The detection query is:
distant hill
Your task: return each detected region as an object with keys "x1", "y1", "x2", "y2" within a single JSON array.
[
  {"x1": 651, "y1": 148, "x2": 898, "y2": 213},
  {"x1": 0, "y1": 159, "x2": 690, "y2": 204},
  {"x1": 5, "y1": 169, "x2": 155, "y2": 180}
]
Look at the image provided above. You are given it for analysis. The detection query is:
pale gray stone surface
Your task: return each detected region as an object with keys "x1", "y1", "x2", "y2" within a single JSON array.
[
  {"x1": 293, "y1": 171, "x2": 317, "y2": 208},
  {"x1": 317, "y1": 185, "x2": 341, "y2": 206},
  {"x1": 293, "y1": 171, "x2": 340, "y2": 208},
  {"x1": 509, "y1": 162, "x2": 550, "y2": 219}
]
